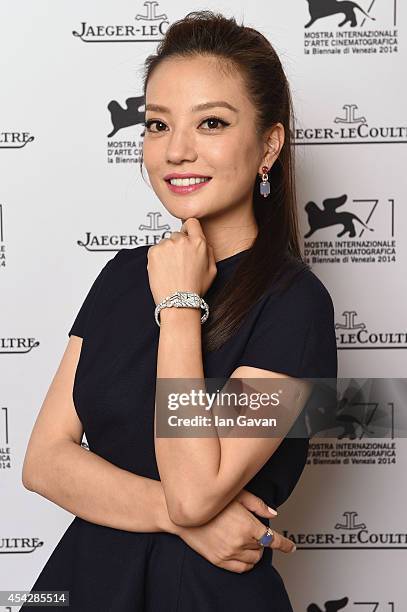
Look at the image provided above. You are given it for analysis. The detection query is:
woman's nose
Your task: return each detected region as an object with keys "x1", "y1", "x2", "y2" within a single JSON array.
[{"x1": 166, "y1": 130, "x2": 197, "y2": 163}]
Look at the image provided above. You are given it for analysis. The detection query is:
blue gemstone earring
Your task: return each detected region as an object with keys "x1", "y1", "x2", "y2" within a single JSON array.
[{"x1": 260, "y1": 165, "x2": 270, "y2": 198}]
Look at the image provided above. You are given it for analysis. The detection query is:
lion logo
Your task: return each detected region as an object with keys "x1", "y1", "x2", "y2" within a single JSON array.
[
  {"x1": 307, "y1": 596, "x2": 349, "y2": 612},
  {"x1": 305, "y1": 0, "x2": 376, "y2": 28},
  {"x1": 107, "y1": 95, "x2": 145, "y2": 138},
  {"x1": 304, "y1": 194, "x2": 374, "y2": 238}
]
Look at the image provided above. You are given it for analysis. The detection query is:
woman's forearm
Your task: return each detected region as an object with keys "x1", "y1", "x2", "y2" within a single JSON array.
[
  {"x1": 23, "y1": 438, "x2": 180, "y2": 535},
  {"x1": 155, "y1": 307, "x2": 222, "y2": 521}
]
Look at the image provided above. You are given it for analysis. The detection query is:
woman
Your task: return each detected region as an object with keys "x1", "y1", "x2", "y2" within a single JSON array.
[{"x1": 22, "y1": 10, "x2": 337, "y2": 611}]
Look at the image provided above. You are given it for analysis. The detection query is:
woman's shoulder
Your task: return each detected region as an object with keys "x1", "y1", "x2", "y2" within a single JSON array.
[
  {"x1": 103, "y1": 244, "x2": 152, "y2": 277},
  {"x1": 289, "y1": 266, "x2": 334, "y2": 310},
  {"x1": 87, "y1": 245, "x2": 152, "y2": 296},
  {"x1": 264, "y1": 260, "x2": 335, "y2": 322},
  {"x1": 110, "y1": 244, "x2": 151, "y2": 265}
]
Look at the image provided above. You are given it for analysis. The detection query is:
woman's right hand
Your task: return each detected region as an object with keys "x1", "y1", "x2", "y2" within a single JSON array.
[{"x1": 174, "y1": 489, "x2": 296, "y2": 573}]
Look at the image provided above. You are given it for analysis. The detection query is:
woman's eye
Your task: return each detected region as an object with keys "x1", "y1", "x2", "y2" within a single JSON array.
[
  {"x1": 143, "y1": 116, "x2": 229, "y2": 134},
  {"x1": 200, "y1": 117, "x2": 229, "y2": 130},
  {"x1": 144, "y1": 119, "x2": 167, "y2": 132}
]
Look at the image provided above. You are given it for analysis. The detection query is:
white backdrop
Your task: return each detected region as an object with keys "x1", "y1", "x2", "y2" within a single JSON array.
[{"x1": 1, "y1": 1, "x2": 406, "y2": 610}]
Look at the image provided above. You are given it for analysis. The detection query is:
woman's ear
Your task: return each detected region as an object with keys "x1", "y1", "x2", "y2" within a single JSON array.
[{"x1": 259, "y1": 123, "x2": 285, "y2": 172}]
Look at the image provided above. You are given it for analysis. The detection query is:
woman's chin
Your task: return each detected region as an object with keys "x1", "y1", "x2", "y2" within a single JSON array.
[{"x1": 163, "y1": 200, "x2": 208, "y2": 220}]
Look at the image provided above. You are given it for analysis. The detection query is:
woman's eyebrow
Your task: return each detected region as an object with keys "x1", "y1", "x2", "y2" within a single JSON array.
[{"x1": 145, "y1": 101, "x2": 239, "y2": 113}]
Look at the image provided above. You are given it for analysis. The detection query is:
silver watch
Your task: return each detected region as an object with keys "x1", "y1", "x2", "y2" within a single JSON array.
[{"x1": 154, "y1": 291, "x2": 209, "y2": 327}]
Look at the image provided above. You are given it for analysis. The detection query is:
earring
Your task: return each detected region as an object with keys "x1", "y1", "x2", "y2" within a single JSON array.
[{"x1": 260, "y1": 166, "x2": 270, "y2": 198}]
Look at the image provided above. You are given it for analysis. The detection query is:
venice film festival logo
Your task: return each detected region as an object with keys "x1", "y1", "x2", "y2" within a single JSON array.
[
  {"x1": 303, "y1": 0, "x2": 399, "y2": 55},
  {"x1": 1, "y1": 207, "x2": 40, "y2": 344},
  {"x1": 307, "y1": 376, "x2": 398, "y2": 467},
  {"x1": 106, "y1": 94, "x2": 145, "y2": 165},
  {"x1": 302, "y1": 193, "x2": 397, "y2": 266},
  {"x1": 309, "y1": 383, "x2": 395, "y2": 442},
  {"x1": 0, "y1": 406, "x2": 12, "y2": 471},
  {"x1": 77, "y1": 212, "x2": 172, "y2": 253},
  {"x1": 306, "y1": 597, "x2": 396, "y2": 611},
  {"x1": 72, "y1": 1, "x2": 170, "y2": 43}
]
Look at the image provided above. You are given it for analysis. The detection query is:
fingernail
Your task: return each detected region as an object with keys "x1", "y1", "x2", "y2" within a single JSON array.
[
  {"x1": 290, "y1": 545, "x2": 297, "y2": 553},
  {"x1": 268, "y1": 506, "x2": 278, "y2": 516}
]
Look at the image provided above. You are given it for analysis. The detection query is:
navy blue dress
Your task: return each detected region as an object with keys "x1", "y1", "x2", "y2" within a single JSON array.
[{"x1": 24, "y1": 245, "x2": 337, "y2": 611}]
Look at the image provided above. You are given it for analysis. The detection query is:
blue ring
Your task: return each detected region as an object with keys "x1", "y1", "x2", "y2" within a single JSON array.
[{"x1": 258, "y1": 529, "x2": 274, "y2": 547}]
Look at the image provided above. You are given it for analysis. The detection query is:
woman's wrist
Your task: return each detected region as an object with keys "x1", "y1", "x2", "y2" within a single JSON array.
[{"x1": 154, "y1": 480, "x2": 183, "y2": 535}]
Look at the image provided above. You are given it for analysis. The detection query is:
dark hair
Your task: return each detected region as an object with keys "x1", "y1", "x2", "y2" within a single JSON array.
[{"x1": 139, "y1": 10, "x2": 309, "y2": 352}]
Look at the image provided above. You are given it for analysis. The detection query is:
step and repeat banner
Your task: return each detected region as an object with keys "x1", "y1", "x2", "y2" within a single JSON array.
[{"x1": 1, "y1": 1, "x2": 406, "y2": 610}]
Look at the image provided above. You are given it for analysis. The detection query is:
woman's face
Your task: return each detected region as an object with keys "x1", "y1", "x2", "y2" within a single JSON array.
[{"x1": 142, "y1": 55, "x2": 272, "y2": 222}]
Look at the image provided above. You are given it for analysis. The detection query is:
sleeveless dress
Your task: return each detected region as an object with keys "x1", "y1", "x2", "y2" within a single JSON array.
[{"x1": 23, "y1": 245, "x2": 337, "y2": 611}]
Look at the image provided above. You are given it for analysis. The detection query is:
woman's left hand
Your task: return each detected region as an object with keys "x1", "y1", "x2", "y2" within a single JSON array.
[{"x1": 147, "y1": 218, "x2": 217, "y2": 305}]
